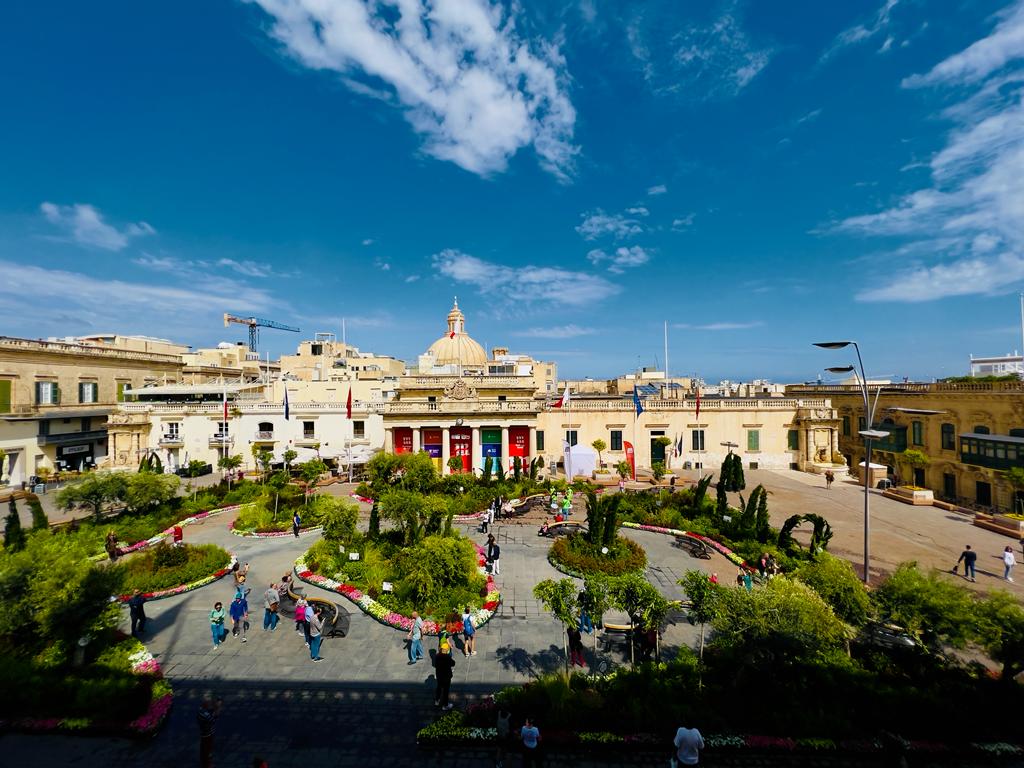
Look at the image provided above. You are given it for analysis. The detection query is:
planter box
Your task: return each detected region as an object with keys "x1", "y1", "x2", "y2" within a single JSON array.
[
  {"x1": 993, "y1": 514, "x2": 1024, "y2": 535},
  {"x1": 973, "y1": 513, "x2": 1024, "y2": 538},
  {"x1": 884, "y1": 487, "x2": 934, "y2": 506}
]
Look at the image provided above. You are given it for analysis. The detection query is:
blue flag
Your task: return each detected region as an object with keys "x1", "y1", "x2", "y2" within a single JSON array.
[
  {"x1": 633, "y1": 388, "x2": 644, "y2": 416},
  {"x1": 283, "y1": 386, "x2": 290, "y2": 420}
]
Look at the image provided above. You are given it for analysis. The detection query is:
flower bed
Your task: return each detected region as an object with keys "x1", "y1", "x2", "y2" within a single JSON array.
[
  {"x1": 118, "y1": 550, "x2": 236, "y2": 601},
  {"x1": 87, "y1": 504, "x2": 245, "y2": 562},
  {"x1": 230, "y1": 522, "x2": 323, "y2": 538},
  {"x1": 293, "y1": 545, "x2": 500, "y2": 635},
  {"x1": 620, "y1": 521, "x2": 755, "y2": 571},
  {"x1": 0, "y1": 637, "x2": 173, "y2": 737},
  {"x1": 547, "y1": 534, "x2": 647, "y2": 578}
]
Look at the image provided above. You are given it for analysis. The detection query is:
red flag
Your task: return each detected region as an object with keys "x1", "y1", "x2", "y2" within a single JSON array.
[
  {"x1": 223, "y1": 392, "x2": 229, "y2": 423},
  {"x1": 449, "y1": 330, "x2": 456, "y2": 339},
  {"x1": 552, "y1": 387, "x2": 570, "y2": 409},
  {"x1": 695, "y1": 388, "x2": 700, "y2": 420},
  {"x1": 346, "y1": 387, "x2": 352, "y2": 419},
  {"x1": 624, "y1": 441, "x2": 636, "y2": 481}
]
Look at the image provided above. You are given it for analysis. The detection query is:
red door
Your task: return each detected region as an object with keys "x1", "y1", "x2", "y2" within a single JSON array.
[
  {"x1": 394, "y1": 427, "x2": 413, "y2": 454},
  {"x1": 450, "y1": 427, "x2": 472, "y2": 472},
  {"x1": 509, "y1": 426, "x2": 530, "y2": 469}
]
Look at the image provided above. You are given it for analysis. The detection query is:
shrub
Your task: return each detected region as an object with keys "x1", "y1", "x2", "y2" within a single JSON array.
[
  {"x1": 321, "y1": 497, "x2": 360, "y2": 542},
  {"x1": 795, "y1": 553, "x2": 870, "y2": 626},
  {"x1": 549, "y1": 533, "x2": 646, "y2": 577},
  {"x1": 119, "y1": 543, "x2": 231, "y2": 593}
]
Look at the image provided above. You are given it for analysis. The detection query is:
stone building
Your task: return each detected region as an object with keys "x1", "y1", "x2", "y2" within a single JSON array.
[{"x1": 786, "y1": 380, "x2": 1024, "y2": 512}]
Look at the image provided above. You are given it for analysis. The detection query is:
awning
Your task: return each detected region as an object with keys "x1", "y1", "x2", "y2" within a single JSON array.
[
  {"x1": 857, "y1": 462, "x2": 888, "y2": 469},
  {"x1": 961, "y1": 432, "x2": 1024, "y2": 444}
]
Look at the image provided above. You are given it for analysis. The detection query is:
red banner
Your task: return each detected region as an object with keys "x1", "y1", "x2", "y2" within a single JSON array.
[{"x1": 624, "y1": 441, "x2": 636, "y2": 480}]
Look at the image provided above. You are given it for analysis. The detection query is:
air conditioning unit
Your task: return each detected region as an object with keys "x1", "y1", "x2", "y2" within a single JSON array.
[{"x1": 749, "y1": 462, "x2": 759, "y2": 470}]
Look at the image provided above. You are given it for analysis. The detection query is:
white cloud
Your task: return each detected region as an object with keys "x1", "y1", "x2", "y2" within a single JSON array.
[
  {"x1": 135, "y1": 254, "x2": 279, "y2": 279},
  {"x1": 0, "y1": 260, "x2": 276, "y2": 335},
  {"x1": 575, "y1": 209, "x2": 644, "y2": 240},
  {"x1": 903, "y1": 1, "x2": 1024, "y2": 87},
  {"x1": 405, "y1": 274, "x2": 421, "y2": 283},
  {"x1": 512, "y1": 324, "x2": 596, "y2": 339},
  {"x1": 433, "y1": 248, "x2": 618, "y2": 306},
  {"x1": 362, "y1": 238, "x2": 375, "y2": 246},
  {"x1": 647, "y1": 184, "x2": 668, "y2": 195},
  {"x1": 587, "y1": 245, "x2": 652, "y2": 273},
  {"x1": 375, "y1": 258, "x2": 392, "y2": 271},
  {"x1": 673, "y1": 321, "x2": 763, "y2": 331},
  {"x1": 40, "y1": 202, "x2": 154, "y2": 251},
  {"x1": 671, "y1": 214, "x2": 696, "y2": 230},
  {"x1": 248, "y1": 0, "x2": 577, "y2": 179},
  {"x1": 833, "y1": 9, "x2": 1024, "y2": 302},
  {"x1": 625, "y1": 206, "x2": 649, "y2": 216},
  {"x1": 821, "y1": 0, "x2": 900, "y2": 62}
]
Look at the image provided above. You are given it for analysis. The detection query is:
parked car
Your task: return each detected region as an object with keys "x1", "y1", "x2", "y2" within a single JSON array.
[{"x1": 860, "y1": 621, "x2": 917, "y2": 650}]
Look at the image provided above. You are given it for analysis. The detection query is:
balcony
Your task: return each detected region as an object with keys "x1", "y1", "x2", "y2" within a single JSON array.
[
  {"x1": 961, "y1": 432, "x2": 1024, "y2": 471},
  {"x1": 295, "y1": 435, "x2": 319, "y2": 447},
  {"x1": 209, "y1": 434, "x2": 233, "y2": 446},
  {"x1": 870, "y1": 424, "x2": 907, "y2": 453},
  {"x1": 254, "y1": 430, "x2": 275, "y2": 441},
  {"x1": 37, "y1": 428, "x2": 108, "y2": 446},
  {"x1": 159, "y1": 434, "x2": 184, "y2": 446}
]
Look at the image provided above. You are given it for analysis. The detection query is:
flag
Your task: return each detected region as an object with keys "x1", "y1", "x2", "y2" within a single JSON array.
[
  {"x1": 552, "y1": 386, "x2": 571, "y2": 409},
  {"x1": 283, "y1": 387, "x2": 290, "y2": 421},
  {"x1": 695, "y1": 388, "x2": 701, "y2": 420},
  {"x1": 449, "y1": 330, "x2": 456, "y2": 339},
  {"x1": 222, "y1": 392, "x2": 228, "y2": 423},
  {"x1": 633, "y1": 388, "x2": 644, "y2": 416},
  {"x1": 346, "y1": 387, "x2": 353, "y2": 419},
  {"x1": 676, "y1": 432, "x2": 683, "y2": 456},
  {"x1": 624, "y1": 441, "x2": 636, "y2": 481}
]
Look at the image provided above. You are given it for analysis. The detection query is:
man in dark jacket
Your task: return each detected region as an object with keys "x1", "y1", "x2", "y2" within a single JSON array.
[
  {"x1": 957, "y1": 545, "x2": 978, "y2": 582},
  {"x1": 434, "y1": 642, "x2": 456, "y2": 710},
  {"x1": 128, "y1": 590, "x2": 147, "y2": 636}
]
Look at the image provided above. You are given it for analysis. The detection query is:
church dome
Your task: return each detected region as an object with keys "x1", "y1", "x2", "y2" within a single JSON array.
[{"x1": 427, "y1": 299, "x2": 487, "y2": 368}]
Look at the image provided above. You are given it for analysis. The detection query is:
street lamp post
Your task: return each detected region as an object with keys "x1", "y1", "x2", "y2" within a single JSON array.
[{"x1": 816, "y1": 341, "x2": 887, "y2": 584}]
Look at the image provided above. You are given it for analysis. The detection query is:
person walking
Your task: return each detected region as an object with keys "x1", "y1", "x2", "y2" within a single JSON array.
[
  {"x1": 105, "y1": 530, "x2": 120, "y2": 561},
  {"x1": 481, "y1": 505, "x2": 491, "y2": 534},
  {"x1": 304, "y1": 600, "x2": 315, "y2": 647},
  {"x1": 567, "y1": 625, "x2": 585, "y2": 668},
  {"x1": 462, "y1": 606, "x2": 476, "y2": 656},
  {"x1": 128, "y1": 590, "x2": 147, "y2": 637},
  {"x1": 407, "y1": 611, "x2": 424, "y2": 664},
  {"x1": 309, "y1": 604, "x2": 325, "y2": 662},
  {"x1": 209, "y1": 601, "x2": 228, "y2": 648},
  {"x1": 1003, "y1": 545, "x2": 1017, "y2": 582},
  {"x1": 197, "y1": 694, "x2": 223, "y2": 768},
  {"x1": 294, "y1": 596, "x2": 308, "y2": 640},
  {"x1": 957, "y1": 545, "x2": 978, "y2": 582},
  {"x1": 292, "y1": 510, "x2": 301, "y2": 538},
  {"x1": 825, "y1": 470, "x2": 835, "y2": 490},
  {"x1": 263, "y1": 583, "x2": 280, "y2": 631},
  {"x1": 673, "y1": 724, "x2": 704, "y2": 766},
  {"x1": 618, "y1": 477, "x2": 625, "y2": 493},
  {"x1": 230, "y1": 592, "x2": 249, "y2": 643},
  {"x1": 434, "y1": 641, "x2": 455, "y2": 710},
  {"x1": 520, "y1": 718, "x2": 542, "y2": 767},
  {"x1": 495, "y1": 707, "x2": 512, "y2": 768}
]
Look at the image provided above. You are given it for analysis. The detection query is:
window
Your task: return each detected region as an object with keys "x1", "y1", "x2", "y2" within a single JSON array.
[
  {"x1": 858, "y1": 416, "x2": 866, "y2": 432},
  {"x1": 943, "y1": 473, "x2": 956, "y2": 500},
  {"x1": 974, "y1": 425, "x2": 990, "y2": 435},
  {"x1": 941, "y1": 423, "x2": 955, "y2": 450},
  {"x1": 0, "y1": 379, "x2": 11, "y2": 414},
  {"x1": 787, "y1": 430, "x2": 799, "y2": 450},
  {"x1": 747, "y1": 429, "x2": 760, "y2": 451},
  {"x1": 116, "y1": 382, "x2": 127, "y2": 403},
  {"x1": 610, "y1": 430, "x2": 623, "y2": 451},
  {"x1": 691, "y1": 429, "x2": 705, "y2": 451},
  {"x1": 78, "y1": 382, "x2": 98, "y2": 404},
  {"x1": 303, "y1": 421, "x2": 315, "y2": 439},
  {"x1": 842, "y1": 415, "x2": 850, "y2": 436},
  {"x1": 911, "y1": 420, "x2": 923, "y2": 446},
  {"x1": 35, "y1": 381, "x2": 59, "y2": 405},
  {"x1": 1010, "y1": 428, "x2": 1024, "y2": 438},
  {"x1": 353, "y1": 420, "x2": 365, "y2": 439},
  {"x1": 167, "y1": 422, "x2": 180, "y2": 438},
  {"x1": 427, "y1": 396, "x2": 437, "y2": 403},
  {"x1": 497, "y1": 395, "x2": 507, "y2": 402},
  {"x1": 311, "y1": 343, "x2": 323, "y2": 356},
  {"x1": 565, "y1": 430, "x2": 578, "y2": 447},
  {"x1": 536, "y1": 430, "x2": 545, "y2": 451}
]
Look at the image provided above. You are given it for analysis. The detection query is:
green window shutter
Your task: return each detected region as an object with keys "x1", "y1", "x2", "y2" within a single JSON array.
[
  {"x1": 117, "y1": 382, "x2": 125, "y2": 403},
  {"x1": 787, "y1": 429, "x2": 799, "y2": 450},
  {"x1": 78, "y1": 383, "x2": 85, "y2": 404},
  {"x1": 0, "y1": 380, "x2": 10, "y2": 413},
  {"x1": 747, "y1": 430, "x2": 760, "y2": 451},
  {"x1": 35, "y1": 382, "x2": 43, "y2": 405},
  {"x1": 52, "y1": 383, "x2": 60, "y2": 405},
  {"x1": 536, "y1": 430, "x2": 544, "y2": 451}
]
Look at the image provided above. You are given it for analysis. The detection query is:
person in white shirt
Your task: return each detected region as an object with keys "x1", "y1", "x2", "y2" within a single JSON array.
[
  {"x1": 1004, "y1": 546, "x2": 1017, "y2": 582},
  {"x1": 673, "y1": 725, "x2": 704, "y2": 766}
]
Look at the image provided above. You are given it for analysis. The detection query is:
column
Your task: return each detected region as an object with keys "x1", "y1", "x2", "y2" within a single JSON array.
[
  {"x1": 529, "y1": 426, "x2": 537, "y2": 458},
  {"x1": 501, "y1": 426, "x2": 510, "y2": 471},
  {"x1": 831, "y1": 427, "x2": 839, "y2": 458},
  {"x1": 412, "y1": 427, "x2": 421, "y2": 453},
  {"x1": 442, "y1": 427, "x2": 451, "y2": 474},
  {"x1": 384, "y1": 427, "x2": 394, "y2": 454},
  {"x1": 806, "y1": 428, "x2": 814, "y2": 463},
  {"x1": 471, "y1": 426, "x2": 481, "y2": 474}
]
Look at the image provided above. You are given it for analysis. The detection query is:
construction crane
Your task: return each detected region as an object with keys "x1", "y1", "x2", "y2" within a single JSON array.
[{"x1": 223, "y1": 313, "x2": 300, "y2": 352}]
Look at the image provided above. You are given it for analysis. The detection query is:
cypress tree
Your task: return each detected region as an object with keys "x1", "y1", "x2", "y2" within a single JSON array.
[
  {"x1": 368, "y1": 502, "x2": 380, "y2": 538},
  {"x1": 4, "y1": 497, "x2": 26, "y2": 552},
  {"x1": 716, "y1": 477, "x2": 728, "y2": 518},
  {"x1": 28, "y1": 495, "x2": 48, "y2": 530},
  {"x1": 732, "y1": 455, "x2": 746, "y2": 491},
  {"x1": 754, "y1": 486, "x2": 770, "y2": 543}
]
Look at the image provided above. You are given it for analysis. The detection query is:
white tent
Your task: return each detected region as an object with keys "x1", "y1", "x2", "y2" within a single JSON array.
[{"x1": 563, "y1": 443, "x2": 598, "y2": 479}]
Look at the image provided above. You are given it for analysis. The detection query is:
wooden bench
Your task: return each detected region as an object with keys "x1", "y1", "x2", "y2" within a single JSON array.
[
  {"x1": 286, "y1": 583, "x2": 346, "y2": 638},
  {"x1": 539, "y1": 521, "x2": 587, "y2": 538}
]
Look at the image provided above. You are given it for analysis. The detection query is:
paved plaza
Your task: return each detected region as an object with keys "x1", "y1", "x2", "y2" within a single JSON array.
[{"x1": 3, "y1": 472, "x2": 1022, "y2": 766}]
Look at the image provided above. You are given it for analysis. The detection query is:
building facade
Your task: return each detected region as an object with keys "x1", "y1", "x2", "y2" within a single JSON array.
[
  {"x1": 786, "y1": 380, "x2": 1024, "y2": 512},
  {"x1": 0, "y1": 336, "x2": 184, "y2": 486}
]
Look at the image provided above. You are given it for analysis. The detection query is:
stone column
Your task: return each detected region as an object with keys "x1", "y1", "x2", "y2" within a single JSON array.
[
  {"x1": 831, "y1": 427, "x2": 839, "y2": 458},
  {"x1": 441, "y1": 427, "x2": 451, "y2": 474},
  {"x1": 412, "y1": 427, "x2": 421, "y2": 453},
  {"x1": 471, "y1": 427, "x2": 482, "y2": 474},
  {"x1": 806, "y1": 428, "x2": 815, "y2": 463},
  {"x1": 501, "y1": 426, "x2": 510, "y2": 472},
  {"x1": 529, "y1": 426, "x2": 537, "y2": 458},
  {"x1": 384, "y1": 427, "x2": 394, "y2": 453}
]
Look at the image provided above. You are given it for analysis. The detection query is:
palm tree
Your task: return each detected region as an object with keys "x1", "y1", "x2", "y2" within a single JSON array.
[{"x1": 591, "y1": 439, "x2": 607, "y2": 469}]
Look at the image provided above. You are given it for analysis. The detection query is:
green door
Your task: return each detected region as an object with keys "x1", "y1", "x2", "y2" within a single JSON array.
[{"x1": 650, "y1": 431, "x2": 666, "y2": 463}]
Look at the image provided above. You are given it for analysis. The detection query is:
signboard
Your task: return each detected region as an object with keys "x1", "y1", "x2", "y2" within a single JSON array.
[
  {"x1": 624, "y1": 441, "x2": 636, "y2": 480},
  {"x1": 423, "y1": 429, "x2": 443, "y2": 445},
  {"x1": 63, "y1": 445, "x2": 90, "y2": 455},
  {"x1": 482, "y1": 444, "x2": 501, "y2": 458},
  {"x1": 481, "y1": 428, "x2": 501, "y2": 444},
  {"x1": 394, "y1": 428, "x2": 413, "y2": 454},
  {"x1": 425, "y1": 445, "x2": 442, "y2": 458},
  {"x1": 509, "y1": 426, "x2": 529, "y2": 457}
]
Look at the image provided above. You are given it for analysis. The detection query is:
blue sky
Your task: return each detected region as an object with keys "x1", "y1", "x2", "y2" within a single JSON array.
[{"x1": 2, "y1": 0, "x2": 1022, "y2": 382}]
